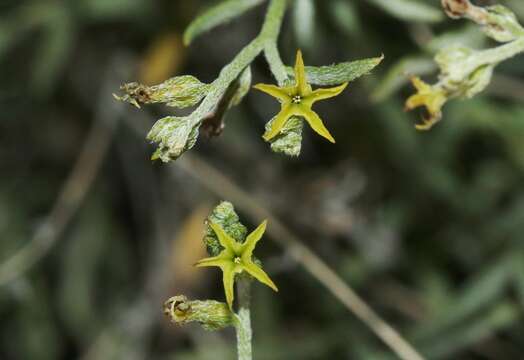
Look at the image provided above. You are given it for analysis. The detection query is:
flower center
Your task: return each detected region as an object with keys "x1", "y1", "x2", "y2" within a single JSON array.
[
  {"x1": 292, "y1": 95, "x2": 302, "y2": 104},
  {"x1": 234, "y1": 257, "x2": 242, "y2": 264}
]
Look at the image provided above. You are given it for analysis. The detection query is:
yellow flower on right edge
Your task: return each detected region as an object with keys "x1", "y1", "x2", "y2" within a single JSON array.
[
  {"x1": 405, "y1": 76, "x2": 448, "y2": 131},
  {"x1": 254, "y1": 50, "x2": 348, "y2": 143}
]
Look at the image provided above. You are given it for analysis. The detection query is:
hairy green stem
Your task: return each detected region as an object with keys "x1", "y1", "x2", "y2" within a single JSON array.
[
  {"x1": 235, "y1": 277, "x2": 253, "y2": 360},
  {"x1": 264, "y1": 43, "x2": 289, "y2": 85},
  {"x1": 473, "y1": 37, "x2": 524, "y2": 67},
  {"x1": 187, "y1": 0, "x2": 289, "y2": 129}
]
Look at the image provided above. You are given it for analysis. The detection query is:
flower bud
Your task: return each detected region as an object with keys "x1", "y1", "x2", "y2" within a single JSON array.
[
  {"x1": 164, "y1": 295, "x2": 234, "y2": 331},
  {"x1": 114, "y1": 75, "x2": 210, "y2": 109}
]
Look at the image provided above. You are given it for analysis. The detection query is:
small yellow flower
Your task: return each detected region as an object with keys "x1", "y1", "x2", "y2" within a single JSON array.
[
  {"x1": 405, "y1": 76, "x2": 448, "y2": 131},
  {"x1": 254, "y1": 50, "x2": 348, "y2": 143},
  {"x1": 196, "y1": 221, "x2": 278, "y2": 309}
]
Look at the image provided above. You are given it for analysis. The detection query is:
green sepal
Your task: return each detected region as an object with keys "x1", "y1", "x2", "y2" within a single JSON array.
[
  {"x1": 147, "y1": 116, "x2": 200, "y2": 162},
  {"x1": 203, "y1": 201, "x2": 247, "y2": 256},
  {"x1": 114, "y1": 75, "x2": 210, "y2": 109}
]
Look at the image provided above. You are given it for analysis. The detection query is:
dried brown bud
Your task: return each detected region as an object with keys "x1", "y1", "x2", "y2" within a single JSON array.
[{"x1": 441, "y1": 0, "x2": 472, "y2": 19}]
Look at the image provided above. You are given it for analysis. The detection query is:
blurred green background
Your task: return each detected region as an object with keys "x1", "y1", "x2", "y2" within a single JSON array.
[{"x1": 1, "y1": 0, "x2": 524, "y2": 359}]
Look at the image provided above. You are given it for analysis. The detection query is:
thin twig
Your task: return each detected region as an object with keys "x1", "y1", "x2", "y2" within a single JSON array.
[{"x1": 0, "y1": 75, "x2": 121, "y2": 287}]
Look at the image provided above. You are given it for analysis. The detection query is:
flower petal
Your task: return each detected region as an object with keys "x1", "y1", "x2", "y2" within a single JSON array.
[
  {"x1": 309, "y1": 83, "x2": 348, "y2": 103},
  {"x1": 263, "y1": 106, "x2": 293, "y2": 141},
  {"x1": 240, "y1": 220, "x2": 267, "y2": 263},
  {"x1": 242, "y1": 262, "x2": 278, "y2": 292},
  {"x1": 221, "y1": 262, "x2": 236, "y2": 309},
  {"x1": 294, "y1": 50, "x2": 311, "y2": 95},
  {"x1": 253, "y1": 83, "x2": 292, "y2": 102},
  {"x1": 299, "y1": 109, "x2": 336, "y2": 143},
  {"x1": 209, "y1": 222, "x2": 240, "y2": 253},
  {"x1": 195, "y1": 256, "x2": 231, "y2": 268}
]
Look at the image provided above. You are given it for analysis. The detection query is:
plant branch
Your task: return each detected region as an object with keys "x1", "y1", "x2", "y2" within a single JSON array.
[
  {"x1": 471, "y1": 37, "x2": 524, "y2": 68},
  {"x1": 264, "y1": 43, "x2": 289, "y2": 85},
  {"x1": 188, "y1": 0, "x2": 289, "y2": 130}
]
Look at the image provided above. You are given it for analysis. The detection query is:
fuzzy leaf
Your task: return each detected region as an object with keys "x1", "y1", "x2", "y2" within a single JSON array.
[
  {"x1": 114, "y1": 75, "x2": 210, "y2": 109},
  {"x1": 147, "y1": 116, "x2": 200, "y2": 162},
  {"x1": 164, "y1": 295, "x2": 234, "y2": 331},
  {"x1": 286, "y1": 55, "x2": 383, "y2": 86},
  {"x1": 268, "y1": 116, "x2": 303, "y2": 157},
  {"x1": 230, "y1": 66, "x2": 252, "y2": 107},
  {"x1": 461, "y1": 64, "x2": 494, "y2": 98},
  {"x1": 184, "y1": 0, "x2": 266, "y2": 45},
  {"x1": 481, "y1": 5, "x2": 524, "y2": 42}
]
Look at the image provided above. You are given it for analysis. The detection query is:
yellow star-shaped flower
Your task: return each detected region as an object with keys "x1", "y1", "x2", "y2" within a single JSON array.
[
  {"x1": 405, "y1": 76, "x2": 448, "y2": 131},
  {"x1": 254, "y1": 50, "x2": 348, "y2": 143},
  {"x1": 196, "y1": 220, "x2": 278, "y2": 309}
]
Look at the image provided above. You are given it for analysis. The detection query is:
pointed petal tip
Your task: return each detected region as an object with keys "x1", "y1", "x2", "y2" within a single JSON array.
[
  {"x1": 226, "y1": 300, "x2": 233, "y2": 310},
  {"x1": 259, "y1": 275, "x2": 278, "y2": 293},
  {"x1": 264, "y1": 276, "x2": 279, "y2": 292},
  {"x1": 415, "y1": 123, "x2": 433, "y2": 131},
  {"x1": 323, "y1": 134, "x2": 336, "y2": 143},
  {"x1": 194, "y1": 259, "x2": 214, "y2": 267},
  {"x1": 331, "y1": 82, "x2": 349, "y2": 96},
  {"x1": 256, "y1": 219, "x2": 268, "y2": 230},
  {"x1": 263, "y1": 128, "x2": 279, "y2": 142},
  {"x1": 262, "y1": 133, "x2": 273, "y2": 142},
  {"x1": 323, "y1": 132, "x2": 336, "y2": 143}
]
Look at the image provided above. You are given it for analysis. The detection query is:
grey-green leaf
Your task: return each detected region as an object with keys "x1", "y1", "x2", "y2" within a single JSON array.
[
  {"x1": 184, "y1": 0, "x2": 266, "y2": 45},
  {"x1": 292, "y1": 0, "x2": 316, "y2": 50},
  {"x1": 114, "y1": 75, "x2": 210, "y2": 109},
  {"x1": 267, "y1": 116, "x2": 303, "y2": 157},
  {"x1": 367, "y1": 0, "x2": 444, "y2": 23},
  {"x1": 147, "y1": 116, "x2": 200, "y2": 162},
  {"x1": 230, "y1": 66, "x2": 252, "y2": 107},
  {"x1": 286, "y1": 55, "x2": 384, "y2": 86}
]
